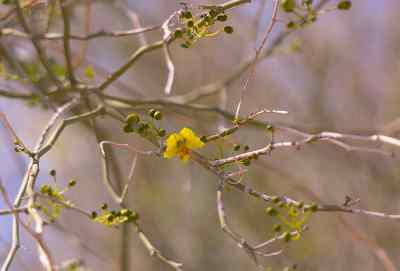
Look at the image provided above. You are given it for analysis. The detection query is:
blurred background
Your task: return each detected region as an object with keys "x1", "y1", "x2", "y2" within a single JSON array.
[{"x1": 0, "y1": 0, "x2": 400, "y2": 270}]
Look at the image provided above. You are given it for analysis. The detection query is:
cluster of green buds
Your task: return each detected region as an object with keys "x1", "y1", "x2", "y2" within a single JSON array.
[
  {"x1": 282, "y1": 0, "x2": 352, "y2": 29},
  {"x1": 122, "y1": 110, "x2": 166, "y2": 142},
  {"x1": 174, "y1": 7, "x2": 234, "y2": 48},
  {"x1": 265, "y1": 196, "x2": 318, "y2": 242},
  {"x1": 91, "y1": 203, "x2": 139, "y2": 227},
  {"x1": 36, "y1": 173, "x2": 76, "y2": 222}
]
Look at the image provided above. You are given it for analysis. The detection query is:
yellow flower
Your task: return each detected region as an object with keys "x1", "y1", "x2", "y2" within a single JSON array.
[{"x1": 164, "y1": 128, "x2": 205, "y2": 162}]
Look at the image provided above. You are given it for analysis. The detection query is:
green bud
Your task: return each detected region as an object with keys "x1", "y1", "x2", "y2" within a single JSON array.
[
  {"x1": 174, "y1": 29, "x2": 183, "y2": 38},
  {"x1": 158, "y1": 128, "x2": 166, "y2": 137},
  {"x1": 266, "y1": 207, "x2": 278, "y2": 216},
  {"x1": 123, "y1": 123, "x2": 134, "y2": 133},
  {"x1": 337, "y1": 1, "x2": 352, "y2": 10},
  {"x1": 244, "y1": 145, "x2": 250, "y2": 151},
  {"x1": 90, "y1": 211, "x2": 98, "y2": 219},
  {"x1": 107, "y1": 214, "x2": 114, "y2": 222},
  {"x1": 281, "y1": 0, "x2": 296, "y2": 12},
  {"x1": 271, "y1": 196, "x2": 280, "y2": 204},
  {"x1": 233, "y1": 144, "x2": 241, "y2": 151},
  {"x1": 224, "y1": 26, "x2": 234, "y2": 34},
  {"x1": 217, "y1": 14, "x2": 227, "y2": 21},
  {"x1": 209, "y1": 9, "x2": 218, "y2": 17},
  {"x1": 49, "y1": 169, "x2": 56, "y2": 177},
  {"x1": 68, "y1": 179, "x2": 77, "y2": 187},
  {"x1": 153, "y1": 111, "x2": 162, "y2": 120},
  {"x1": 183, "y1": 11, "x2": 192, "y2": 19},
  {"x1": 148, "y1": 109, "x2": 157, "y2": 117},
  {"x1": 125, "y1": 113, "x2": 140, "y2": 124},
  {"x1": 181, "y1": 42, "x2": 190, "y2": 49},
  {"x1": 187, "y1": 20, "x2": 194, "y2": 28},
  {"x1": 40, "y1": 185, "x2": 50, "y2": 194},
  {"x1": 287, "y1": 21, "x2": 296, "y2": 29},
  {"x1": 120, "y1": 208, "x2": 132, "y2": 216},
  {"x1": 101, "y1": 203, "x2": 108, "y2": 210},
  {"x1": 273, "y1": 224, "x2": 282, "y2": 232}
]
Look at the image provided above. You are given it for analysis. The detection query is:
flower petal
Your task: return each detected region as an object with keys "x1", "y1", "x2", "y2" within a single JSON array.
[{"x1": 179, "y1": 128, "x2": 204, "y2": 149}]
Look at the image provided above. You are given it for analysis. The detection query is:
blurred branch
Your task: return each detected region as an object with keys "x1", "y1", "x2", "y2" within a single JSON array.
[
  {"x1": 0, "y1": 25, "x2": 161, "y2": 40},
  {"x1": 13, "y1": 0, "x2": 64, "y2": 90},
  {"x1": 234, "y1": 0, "x2": 279, "y2": 119},
  {"x1": 60, "y1": 0, "x2": 77, "y2": 85},
  {"x1": 0, "y1": 89, "x2": 38, "y2": 100},
  {"x1": 72, "y1": 0, "x2": 92, "y2": 68}
]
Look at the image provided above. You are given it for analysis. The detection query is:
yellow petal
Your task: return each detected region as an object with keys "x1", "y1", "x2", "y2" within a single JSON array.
[
  {"x1": 165, "y1": 133, "x2": 180, "y2": 147},
  {"x1": 163, "y1": 147, "x2": 177, "y2": 159},
  {"x1": 179, "y1": 128, "x2": 204, "y2": 149},
  {"x1": 164, "y1": 134, "x2": 181, "y2": 159}
]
